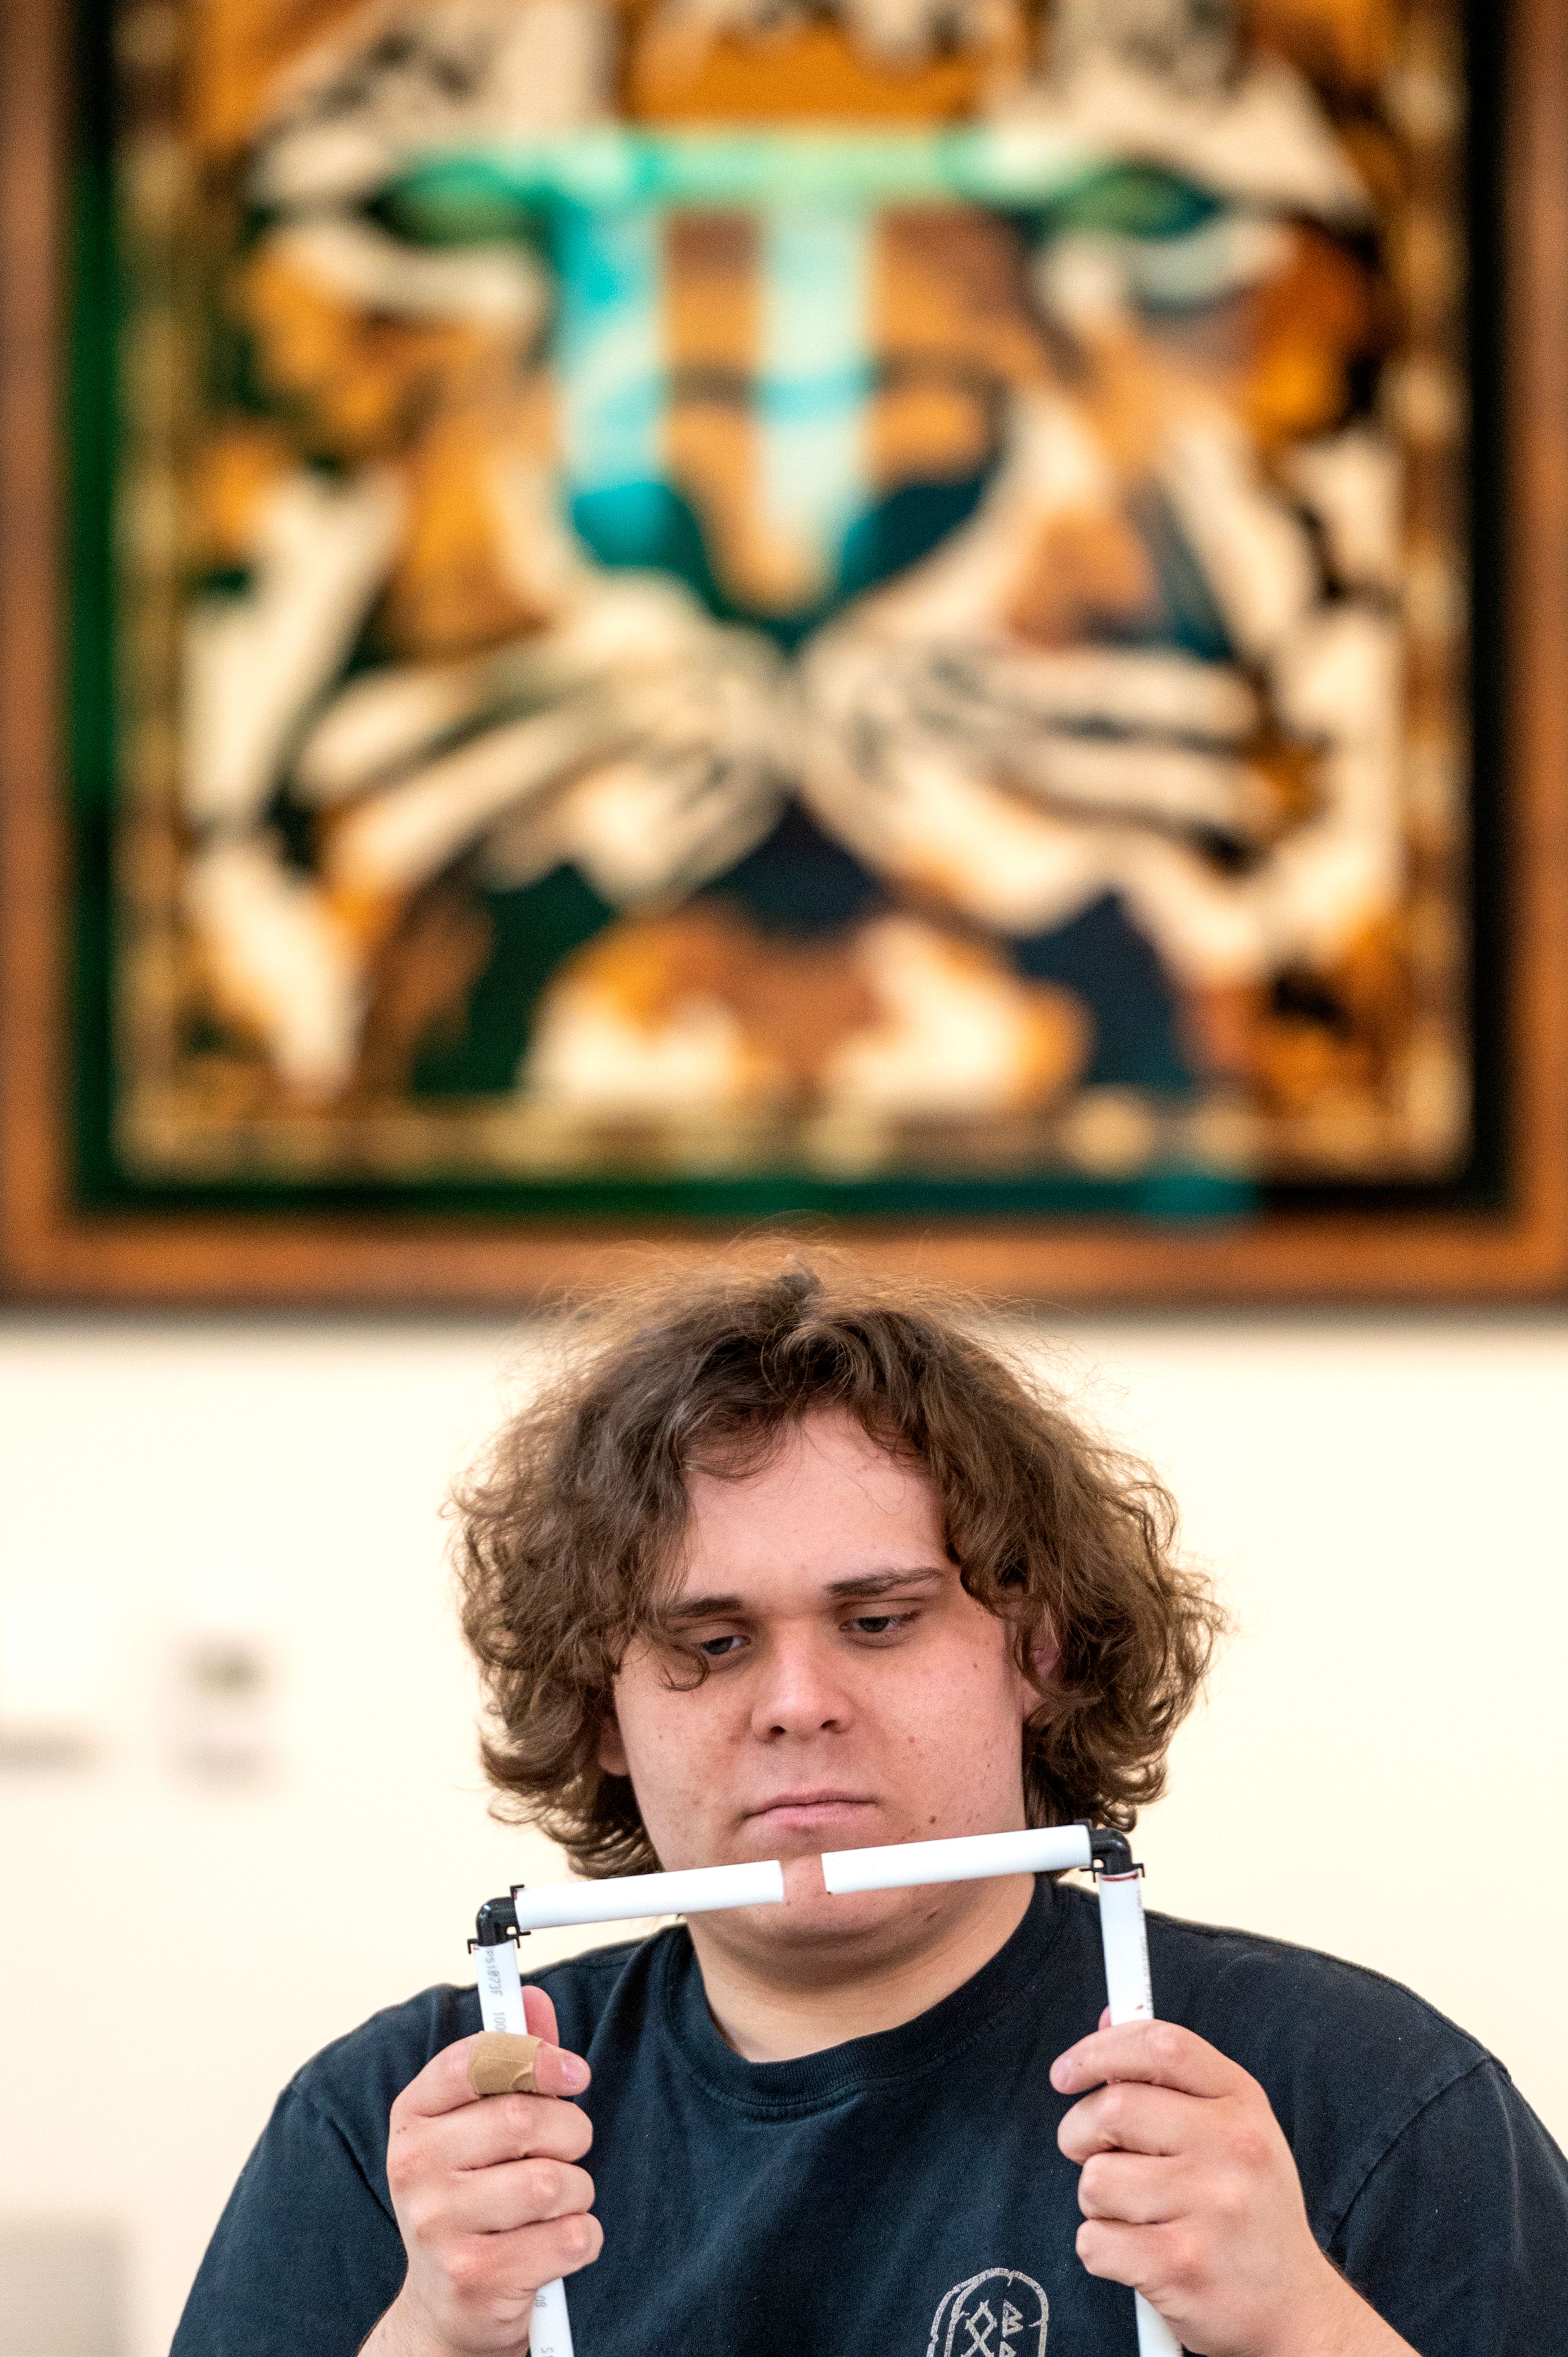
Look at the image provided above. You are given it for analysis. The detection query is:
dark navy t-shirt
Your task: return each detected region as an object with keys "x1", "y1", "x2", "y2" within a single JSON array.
[{"x1": 173, "y1": 1879, "x2": 1568, "y2": 2355}]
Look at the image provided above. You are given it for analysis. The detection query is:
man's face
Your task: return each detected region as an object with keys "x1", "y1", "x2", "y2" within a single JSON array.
[{"x1": 598, "y1": 1407, "x2": 1041, "y2": 1964}]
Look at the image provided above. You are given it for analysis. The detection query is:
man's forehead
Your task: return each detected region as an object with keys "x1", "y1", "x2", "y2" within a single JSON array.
[{"x1": 679, "y1": 1409, "x2": 944, "y2": 1555}]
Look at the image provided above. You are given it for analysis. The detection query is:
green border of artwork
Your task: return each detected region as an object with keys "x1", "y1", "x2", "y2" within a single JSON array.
[{"x1": 62, "y1": 0, "x2": 1502, "y2": 1235}]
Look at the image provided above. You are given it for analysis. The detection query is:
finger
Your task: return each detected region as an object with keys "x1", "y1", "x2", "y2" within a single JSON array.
[
  {"x1": 517, "y1": 2208, "x2": 603, "y2": 2284},
  {"x1": 396, "y1": 2037, "x2": 497, "y2": 2122},
  {"x1": 1051, "y1": 2019, "x2": 1241, "y2": 2101},
  {"x1": 522, "y1": 2207, "x2": 603, "y2": 2283},
  {"x1": 1074, "y1": 2214, "x2": 1182, "y2": 2299},
  {"x1": 467, "y1": 2033, "x2": 591, "y2": 2102},
  {"x1": 528, "y1": 2040, "x2": 590, "y2": 2099},
  {"x1": 468, "y1": 2034, "x2": 543, "y2": 2096},
  {"x1": 421, "y1": 2089, "x2": 595, "y2": 2174},
  {"x1": 521, "y1": 1984, "x2": 560, "y2": 2047},
  {"x1": 445, "y1": 2211, "x2": 604, "y2": 2303},
  {"x1": 439, "y1": 2156, "x2": 596, "y2": 2238},
  {"x1": 1077, "y1": 2148, "x2": 1185, "y2": 2225},
  {"x1": 395, "y1": 2034, "x2": 588, "y2": 2122},
  {"x1": 1058, "y1": 2080, "x2": 1200, "y2": 2163}
]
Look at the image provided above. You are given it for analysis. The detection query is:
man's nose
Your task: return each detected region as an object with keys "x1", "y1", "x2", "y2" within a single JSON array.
[{"x1": 748, "y1": 1631, "x2": 853, "y2": 1738}]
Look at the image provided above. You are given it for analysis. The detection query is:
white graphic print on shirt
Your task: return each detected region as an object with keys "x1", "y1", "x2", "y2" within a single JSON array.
[{"x1": 927, "y1": 2269, "x2": 1049, "y2": 2357}]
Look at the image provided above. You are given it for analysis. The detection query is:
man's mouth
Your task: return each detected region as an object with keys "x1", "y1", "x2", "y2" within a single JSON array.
[{"x1": 743, "y1": 1793, "x2": 879, "y2": 1833}]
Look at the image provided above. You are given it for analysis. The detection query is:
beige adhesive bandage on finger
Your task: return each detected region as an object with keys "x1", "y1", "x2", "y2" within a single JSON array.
[{"x1": 467, "y1": 2031, "x2": 545, "y2": 2096}]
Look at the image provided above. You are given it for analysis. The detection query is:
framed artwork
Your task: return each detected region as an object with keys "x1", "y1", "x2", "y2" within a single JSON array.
[{"x1": 2, "y1": 0, "x2": 1566, "y2": 1304}]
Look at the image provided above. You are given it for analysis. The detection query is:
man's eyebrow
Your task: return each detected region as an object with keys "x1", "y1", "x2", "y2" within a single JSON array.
[
  {"x1": 661, "y1": 1591, "x2": 747, "y2": 1626},
  {"x1": 823, "y1": 1566, "x2": 949, "y2": 1601},
  {"x1": 662, "y1": 1566, "x2": 949, "y2": 1623}
]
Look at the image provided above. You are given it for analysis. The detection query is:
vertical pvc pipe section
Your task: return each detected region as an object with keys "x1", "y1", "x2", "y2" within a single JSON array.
[
  {"x1": 474, "y1": 1936, "x2": 577, "y2": 2357},
  {"x1": 1096, "y1": 1871, "x2": 1183, "y2": 2357}
]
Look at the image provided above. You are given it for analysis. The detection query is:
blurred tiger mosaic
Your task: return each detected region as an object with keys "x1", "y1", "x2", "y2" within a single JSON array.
[{"x1": 109, "y1": 0, "x2": 1468, "y2": 1194}]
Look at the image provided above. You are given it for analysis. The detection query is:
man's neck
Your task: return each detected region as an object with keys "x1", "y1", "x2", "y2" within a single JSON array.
[{"x1": 688, "y1": 1872, "x2": 1036, "y2": 2062}]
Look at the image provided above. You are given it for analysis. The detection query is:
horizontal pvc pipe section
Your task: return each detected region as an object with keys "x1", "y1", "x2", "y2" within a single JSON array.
[
  {"x1": 510, "y1": 1857, "x2": 786, "y2": 1933},
  {"x1": 821, "y1": 1825, "x2": 1093, "y2": 1893}
]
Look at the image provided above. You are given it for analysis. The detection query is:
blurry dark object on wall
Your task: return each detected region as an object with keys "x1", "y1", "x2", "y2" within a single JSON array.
[
  {"x1": 165, "y1": 1631, "x2": 283, "y2": 1785},
  {"x1": 2, "y1": 0, "x2": 1565, "y2": 1305}
]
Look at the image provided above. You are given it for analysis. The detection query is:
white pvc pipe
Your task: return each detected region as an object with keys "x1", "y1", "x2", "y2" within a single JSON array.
[
  {"x1": 479, "y1": 1840, "x2": 1177, "y2": 2355},
  {"x1": 473, "y1": 1861, "x2": 786, "y2": 2357},
  {"x1": 474, "y1": 1930, "x2": 526, "y2": 2035},
  {"x1": 821, "y1": 1824, "x2": 1092, "y2": 1893},
  {"x1": 472, "y1": 1937, "x2": 577, "y2": 2357},
  {"x1": 526, "y1": 2274, "x2": 575, "y2": 2356},
  {"x1": 1097, "y1": 1872, "x2": 1182, "y2": 2357},
  {"x1": 510, "y1": 1857, "x2": 786, "y2": 1933},
  {"x1": 820, "y1": 1830, "x2": 1181, "y2": 2356},
  {"x1": 1096, "y1": 1871, "x2": 1156, "y2": 2025}
]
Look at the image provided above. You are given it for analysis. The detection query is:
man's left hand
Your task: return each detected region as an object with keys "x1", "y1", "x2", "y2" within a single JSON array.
[{"x1": 1051, "y1": 2018, "x2": 1418, "y2": 2357}]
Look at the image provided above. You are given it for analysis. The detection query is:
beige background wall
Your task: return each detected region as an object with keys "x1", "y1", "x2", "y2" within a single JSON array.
[{"x1": 1, "y1": 1313, "x2": 1565, "y2": 2357}]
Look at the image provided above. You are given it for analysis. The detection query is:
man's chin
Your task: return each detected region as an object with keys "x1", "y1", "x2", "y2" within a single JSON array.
[
  {"x1": 733, "y1": 1865, "x2": 940, "y2": 1953},
  {"x1": 736, "y1": 1804, "x2": 886, "y2": 1851}
]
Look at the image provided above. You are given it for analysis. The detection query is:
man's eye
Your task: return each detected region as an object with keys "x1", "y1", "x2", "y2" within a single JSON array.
[
  {"x1": 697, "y1": 1633, "x2": 746, "y2": 1658},
  {"x1": 848, "y1": 1612, "x2": 913, "y2": 1637}
]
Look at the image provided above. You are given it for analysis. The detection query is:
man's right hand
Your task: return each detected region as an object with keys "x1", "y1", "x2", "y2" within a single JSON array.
[{"x1": 363, "y1": 1985, "x2": 601, "y2": 2357}]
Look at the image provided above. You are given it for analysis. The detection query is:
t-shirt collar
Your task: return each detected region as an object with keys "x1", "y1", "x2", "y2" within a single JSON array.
[{"x1": 658, "y1": 1873, "x2": 1070, "y2": 2115}]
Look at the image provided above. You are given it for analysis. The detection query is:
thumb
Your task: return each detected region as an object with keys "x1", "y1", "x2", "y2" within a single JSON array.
[{"x1": 522, "y1": 1981, "x2": 561, "y2": 2046}]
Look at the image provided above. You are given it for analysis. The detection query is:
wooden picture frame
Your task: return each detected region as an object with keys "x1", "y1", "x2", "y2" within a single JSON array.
[{"x1": 3, "y1": 0, "x2": 1566, "y2": 1309}]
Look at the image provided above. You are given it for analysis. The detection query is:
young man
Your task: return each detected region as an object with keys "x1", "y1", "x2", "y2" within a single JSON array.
[{"x1": 174, "y1": 1261, "x2": 1568, "y2": 2357}]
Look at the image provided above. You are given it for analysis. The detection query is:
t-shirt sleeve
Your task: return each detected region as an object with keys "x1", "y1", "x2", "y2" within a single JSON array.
[
  {"x1": 1330, "y1": 2058, "x2": 1568, "y2": 2356},
  {"x1": 170, "y1": 2079, "x2": 407, "y2": 2357}
]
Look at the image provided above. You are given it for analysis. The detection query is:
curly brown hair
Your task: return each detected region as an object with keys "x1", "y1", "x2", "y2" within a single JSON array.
[{"x1": 456, "y1": 1247, "x2": 1225, "y2": 1877}]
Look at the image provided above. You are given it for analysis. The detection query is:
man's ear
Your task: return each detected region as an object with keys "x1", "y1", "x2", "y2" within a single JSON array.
[
  {"x1": 597, "y1": 1707, "x2": 630, "y2": 1778},
  {"x1": 1023, "y1": 1623, "x2": 1060, "y2": 1712}
]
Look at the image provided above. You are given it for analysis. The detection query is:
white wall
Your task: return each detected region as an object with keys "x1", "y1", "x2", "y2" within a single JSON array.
[{"x1": 1, "y1": 1312, "x2": 1565, "y2": 2357}]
